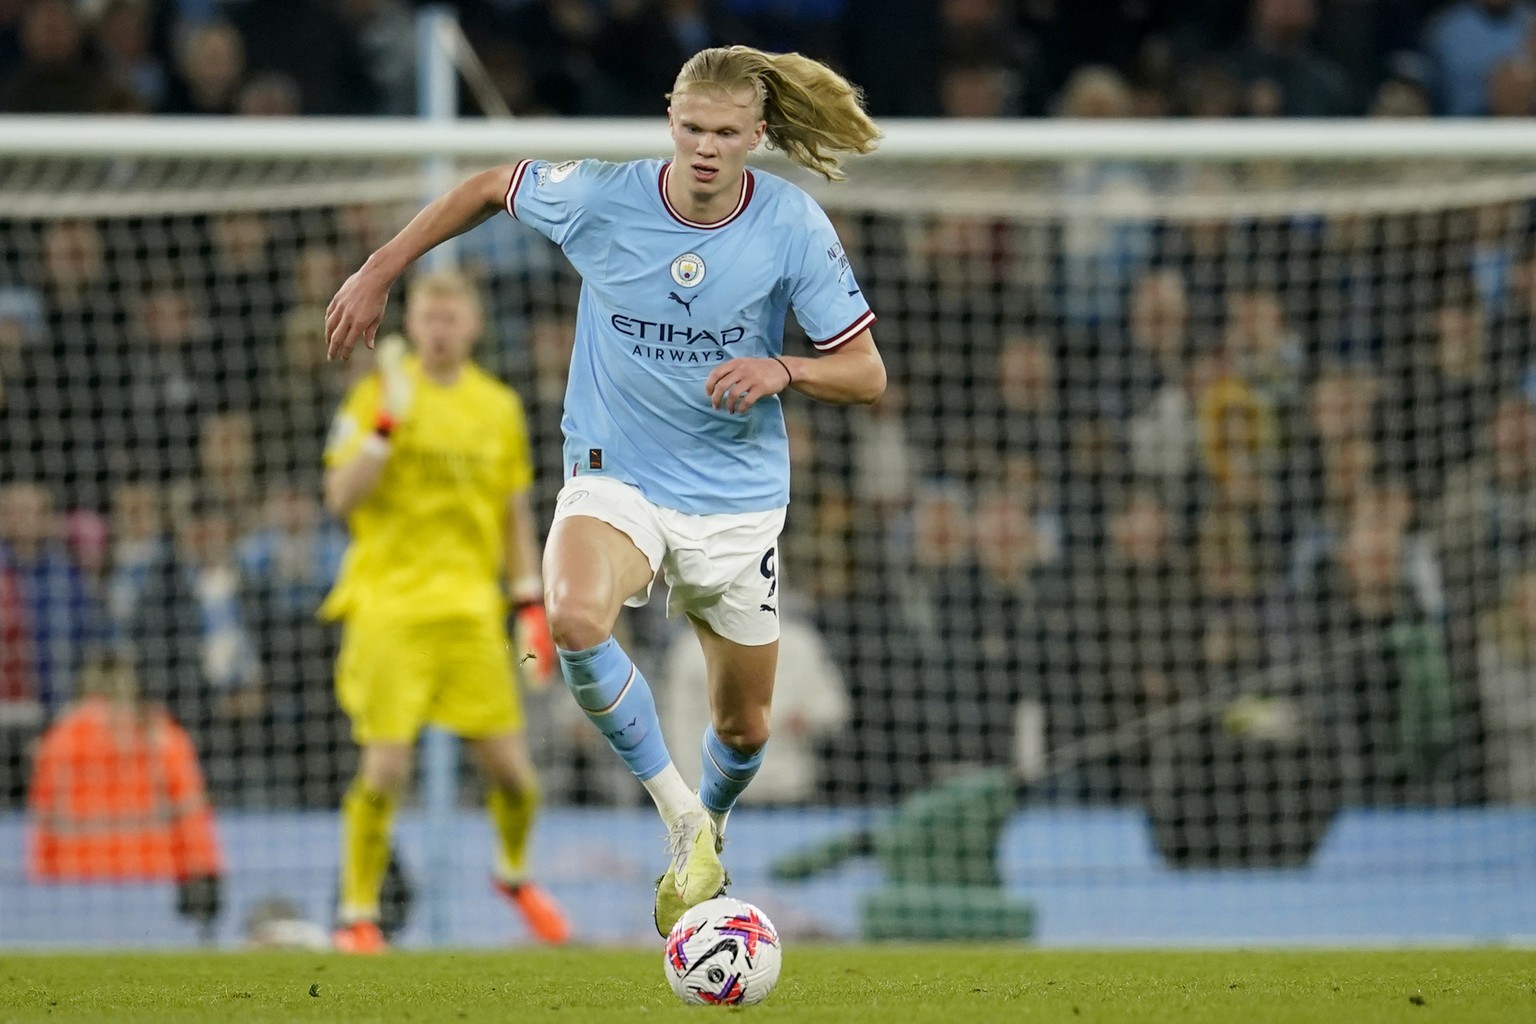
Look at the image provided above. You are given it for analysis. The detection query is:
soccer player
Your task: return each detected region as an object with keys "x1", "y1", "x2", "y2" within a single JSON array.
[
  {"x1": 325, "y1": 46, "x2": 886, "y2": 934},
  {"x1": 320, "y1": 270, "x2": 569, "y2": 952}
]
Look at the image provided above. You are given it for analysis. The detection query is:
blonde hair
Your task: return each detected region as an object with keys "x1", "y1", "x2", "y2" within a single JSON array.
[
  {"x1": 672, "y1": 46, "x2": 880, "y2": 182},
  {"x1": 407, "y1": 268, "x2": 483, "y2": 318}
]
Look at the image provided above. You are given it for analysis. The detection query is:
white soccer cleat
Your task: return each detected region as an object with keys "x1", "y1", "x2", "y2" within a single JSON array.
[
  {"x1": 654, "y1": 809, "x2": 728, "y2": 936},
  {"x1": 667, "y1": 808, "x2": 726, "y2": 906}
]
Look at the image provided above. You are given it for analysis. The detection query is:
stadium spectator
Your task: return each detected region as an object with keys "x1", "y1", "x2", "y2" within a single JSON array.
[
  {"x1": 228, "y1": 0, "x2": 375, "y2": 115},
  {"x1": 1196, "y1": 371, "x2": 1281, "y2": 514},
  {"x1": 939, "y1": 61, "x2": 1017, "y2": 118},
  {"x1": 1059, "y1": 489, "x2": 1198, "y2": 801},
  {"x1": 984, "y1": 335, "x2": 1066, "y2": 496},
  {"x1": 482, "y1": 0, "x2": 604, "y2": 116},
  {"x1": 1222, "y1": 285, "x2": 1306, "y2": 417},
  {"x1": 198, "y1": 410, "x2": 260, "y2": 525},
  {"x1": 161, "y1": 19, "x2": 244, "y2": 115},
  {"x1": 93, "y1": 0, "x2": 167, "y2": 113},
  {"x1": 122, "y1": 284, "x2": 216, "y2": 481},
  {"x1": 0, "y1": 0, "x2": 122, "y2": 113},
  {"x1": 1477, "y1": 566, "x2": 1536, "y2": 803},
  {"x1": 203, "y1": 211, "x2": 281, "y2": 396},
  {"x1": 969, "y1": 481, "x2": 1064, "y2": 766},
  {"x1": 937, "y1": 0, "x2": 1037, "y2": 110},
  {"x1": 238, "y1": 482, "x2": 348, "y2": 807},
  {"x1": 1300, "y1": 507, "x2": 1459, "y2": 802},
  {"x1": 888, "y1": 481, "x2": 987, "y2": 772},
  {"x1": 1054, "y1": 68, "x2": 1154, "y2": 328},
  {"x1": 1422, "y1": 0, "x2": 1536, "y2": 115},
  {"x1": 1436, "y1": 395, "x2": 1536, "y2": 611},
  {"x1": 1370, "y1": 73, "x2": 1434, "y2": 116},
  {"x1": 339, "y1": 0, "x2": 416, "y2": 115},
  {"x1": 1226, "y1": 0, "x2": 1353, "y2": 116},
  {"x1": 659, "y1": 588, "x2": 850, "y2": 805},
  {"x1": 105, "y1": 481, "x2": 166, "y2": 634},
  {"x1": 0, "y1": 283, "x2": 55, "y2": 486},
  {"x1": 591, "y1": 0, "x2": 725, "y2": 116},
  {"x1": 235, "y1": 69, "x2": 300, "y2": 117},
  {"x1": 848, "y1": 379, "x2": 916, "y2": 513},
  {"x1": 1120, "y1": 267, "x2": 1196, "y2": 419},
  {"x1": 0, "y1": 481, "x2": 103, "y2": 716},
  {"x1": 26, "y1": 652, "x2": 223, "y2": 875},
  {"x1": 38, "y1": 219, "x2": 123, "y2": 505},
  {"x1": 1194, "y1": 508, "x2": 1279, "y2": 686},
  {"x1": 127, "y1": 493, "x2": 263, "y2": 801},
  {"x1": 26, "y1": 652, "x2": 224, "y2": 936},
  {"x1": 1388, "y1": 290, "x2": 1495, "y2": 504}
]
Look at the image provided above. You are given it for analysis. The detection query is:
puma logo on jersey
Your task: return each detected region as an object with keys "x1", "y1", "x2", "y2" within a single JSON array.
[{"x1": 668, "y1": 291, "x2": 696, "y2": 315}]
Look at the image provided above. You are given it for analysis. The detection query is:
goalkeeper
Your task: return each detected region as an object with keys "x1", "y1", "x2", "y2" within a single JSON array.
[{"x1": 319, "y1": 270, "x2": 568, "y2": 953}]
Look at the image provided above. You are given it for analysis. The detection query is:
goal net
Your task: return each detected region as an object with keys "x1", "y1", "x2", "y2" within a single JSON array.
[{"x1": 1, "y1": 121, "x2": 1533, "y2": 947}]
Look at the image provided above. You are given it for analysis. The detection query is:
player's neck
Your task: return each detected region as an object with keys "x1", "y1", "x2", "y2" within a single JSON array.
[
  {"x1": 664, "y1": 162, "x2": 743, "y2": 225},
  {"x1": 421, "y1": 361, "x2": 463, "y2": 386}
]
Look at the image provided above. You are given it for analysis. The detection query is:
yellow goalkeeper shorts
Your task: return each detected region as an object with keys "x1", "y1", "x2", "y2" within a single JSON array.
[{"x1": 335, "y1": 614, "x2": 523, "y2": 744}]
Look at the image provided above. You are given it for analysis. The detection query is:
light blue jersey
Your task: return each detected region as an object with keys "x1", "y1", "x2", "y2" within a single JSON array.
[{"x1": 505, "y1": 157, "x2": 875, "y2": 515}]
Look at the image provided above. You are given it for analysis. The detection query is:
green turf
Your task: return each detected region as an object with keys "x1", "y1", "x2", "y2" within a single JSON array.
[{"x1": 0, "y1": 948, "x2": 1531, "y2": 1024}]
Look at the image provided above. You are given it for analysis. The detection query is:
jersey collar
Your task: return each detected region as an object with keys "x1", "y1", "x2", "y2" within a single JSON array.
[{"x1": 658, "y1": 161, "x2": 755, "y2": 230}]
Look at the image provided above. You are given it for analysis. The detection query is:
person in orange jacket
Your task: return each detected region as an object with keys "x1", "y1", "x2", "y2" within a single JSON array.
[{"x1": 27, "y1": 652, "x2": 224, "y2": 935}]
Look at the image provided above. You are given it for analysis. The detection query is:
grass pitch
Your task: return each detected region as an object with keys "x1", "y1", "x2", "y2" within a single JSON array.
[{"x1": 0, "y1": 948, "x2": 1530, "y2": 1024}]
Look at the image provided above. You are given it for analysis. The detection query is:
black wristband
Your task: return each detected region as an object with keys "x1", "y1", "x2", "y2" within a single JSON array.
[
  {"x1": 773, "y1": 356, "x2": 793, "y2": 388},
  {"x1": 513, "y1": 597, "x2": 543, "y2": 614}
]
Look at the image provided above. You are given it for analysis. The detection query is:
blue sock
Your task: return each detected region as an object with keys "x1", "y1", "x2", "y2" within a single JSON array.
[
  {"x1": 559, "y1": 638, "x2": 672, "y2": 782},
  {"x1": 699, "y1": 725, "x2": 766, "y2": 816}
]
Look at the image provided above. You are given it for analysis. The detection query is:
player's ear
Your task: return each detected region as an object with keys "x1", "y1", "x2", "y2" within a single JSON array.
[{"x1": 749, "y1": 120, "x2": 766, "y2": 150}]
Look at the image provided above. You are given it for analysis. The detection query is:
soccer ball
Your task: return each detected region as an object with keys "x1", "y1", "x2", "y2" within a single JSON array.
[{"x1": 663, "y1": 896, "x2": 782, "y2": 1006}]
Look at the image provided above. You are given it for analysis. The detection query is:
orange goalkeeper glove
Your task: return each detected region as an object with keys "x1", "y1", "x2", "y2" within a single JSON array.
[{"x1": 512, "y1": 600, "x2": 557, "y2": 690}]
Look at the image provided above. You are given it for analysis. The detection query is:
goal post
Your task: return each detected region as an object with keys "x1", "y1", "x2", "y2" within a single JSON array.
[{"x1": 1, "y1": 118, "x2": 1533, "y2": 947}]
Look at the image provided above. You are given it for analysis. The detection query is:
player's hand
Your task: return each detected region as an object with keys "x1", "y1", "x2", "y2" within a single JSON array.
[
  {"x1": 376, "y1": 334, "x2": 414, "y2": 422},
  {"x1": 325, "y1": 263, "x2": 393, "y2": 361},
  {"x1": 513, "y1": 601, "x2": 557, "y2": 690},
  {"x1": 706, "y1": 356, "x2": 792, "y2": 415}
]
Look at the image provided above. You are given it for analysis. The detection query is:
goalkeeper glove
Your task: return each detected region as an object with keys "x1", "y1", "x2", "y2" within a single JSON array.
[
  {"x1": 373, "y1": 333, "x2": 414, "y2": 435},
  {"x1": 512, "y1": 599, "x2": 557, "y2": 690}
]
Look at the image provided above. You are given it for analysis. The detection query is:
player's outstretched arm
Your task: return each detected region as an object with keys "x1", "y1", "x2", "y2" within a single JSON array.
[{"x1": 325, "y1": 165, "x2": 519, "y2": 361}]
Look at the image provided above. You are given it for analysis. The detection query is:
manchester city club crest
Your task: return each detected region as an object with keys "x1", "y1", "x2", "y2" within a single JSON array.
[{"x1": 670, "y1": 252, "x2": 706, "y2": 288}]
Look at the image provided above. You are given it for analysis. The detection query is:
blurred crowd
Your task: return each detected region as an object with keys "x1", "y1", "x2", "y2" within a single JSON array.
[
  {"x1": 6, "y1": 1, "x2": 1536, "y2": 119},
  {"x1": 2, "y1": 176, "x2": 1535, "y2": 820}
]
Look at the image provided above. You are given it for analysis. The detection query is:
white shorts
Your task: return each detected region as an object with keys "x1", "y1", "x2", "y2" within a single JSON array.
[{"x1": 551, "y1": 476, "x2": 786, "y2": 646}]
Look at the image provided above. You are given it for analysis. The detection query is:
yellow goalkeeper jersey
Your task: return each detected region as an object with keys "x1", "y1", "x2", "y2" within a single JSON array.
[{"x1": 319, "y1": 354, "x2": 534, "y2": 624}]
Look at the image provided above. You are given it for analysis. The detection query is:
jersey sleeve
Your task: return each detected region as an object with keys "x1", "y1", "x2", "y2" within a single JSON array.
[
  {"x1": 787, "y1": 200, "x2": 877, "y2": 352},
  {"x1": 322, "y1": 377, "x2": 380, "y2": 468},
  {"x1": 503, "y1": 158, "x2": 615, "y2": 249}
]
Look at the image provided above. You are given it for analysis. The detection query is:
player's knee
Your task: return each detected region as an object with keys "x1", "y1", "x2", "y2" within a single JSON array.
[
  {"x1": 545, "y1": 588, "x2": 612, "y2": 652},
  {"x1": 359, "y1": 746, "x2": 413, "y2": 795},
  {"x1": 714, "y1": 719, "x2": 770, "y2": 755},
  {"x1": 490, "y1": 757, "x2": 538, "y2": 798}
]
